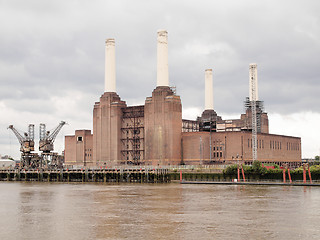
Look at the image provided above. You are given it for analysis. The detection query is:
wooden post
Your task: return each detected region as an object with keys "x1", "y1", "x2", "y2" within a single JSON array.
[
  {"x1": 237, "y1": 166, "x2": 240, "y2": 181},
  {"x1": 180, "y1": 170, "x2": 182, "y2": 183},
  {"x1": 40, "y1": 169, "x2": 43, "y2": 182},
  {"x1": 283, "y1": 168, "x2": 286, "y2": 183}
]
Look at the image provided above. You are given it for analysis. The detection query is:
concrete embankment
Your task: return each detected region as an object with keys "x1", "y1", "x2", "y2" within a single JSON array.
[{"x1": 179, "y1": 181, "x2": 320, "y2": 187}]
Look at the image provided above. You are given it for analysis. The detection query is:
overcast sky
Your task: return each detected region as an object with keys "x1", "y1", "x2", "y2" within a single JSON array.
[{"x1": 0, "y1": 0, "x2": 319, "y2": 159}]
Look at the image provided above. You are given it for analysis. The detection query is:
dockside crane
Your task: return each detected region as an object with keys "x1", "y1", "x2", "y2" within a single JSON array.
[
  {"x1": 7, "y1": 124, "x2": 39, "y2": 167},
  {"x1": 39, "y1": 121, "x2": 66, "y2": 168}
]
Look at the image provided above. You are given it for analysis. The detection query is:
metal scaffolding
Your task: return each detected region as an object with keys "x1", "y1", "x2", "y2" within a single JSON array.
[
  {"x1": 182, "y1": 119, "x2": 199, "y2": 132},
  {"x1": 121, "y1": 106, "x2": 145, "y2": 165}
]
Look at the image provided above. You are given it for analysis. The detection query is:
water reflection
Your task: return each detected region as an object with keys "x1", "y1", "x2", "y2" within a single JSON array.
[{"x1": 0, "y1": 182, "x2": 319, "y2": 239}]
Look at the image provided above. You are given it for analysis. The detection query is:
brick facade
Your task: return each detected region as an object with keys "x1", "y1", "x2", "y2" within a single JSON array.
[{"x1": 65, "y1": 89, "x2": 301, "y2": 167}]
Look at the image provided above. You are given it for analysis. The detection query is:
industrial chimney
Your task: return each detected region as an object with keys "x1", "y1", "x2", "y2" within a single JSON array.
[
  {"x1": 249, "y1": 63, "x2": 258, "y2": 101},
  {"x1": 205, "y1": 69, "x2": 214, "y2": 110},
  {"x1": 157, "y1": 30, "x2": 169, "y2": 87},
  {"x1": 105, "y1": 38, "x2": 116, "y2": 92}
]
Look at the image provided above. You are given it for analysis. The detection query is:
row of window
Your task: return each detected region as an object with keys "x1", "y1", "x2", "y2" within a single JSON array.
[
  {"x1": 247, "y1": 138, "x2": 300, "y2": 151},
  {"x1": 287, "y1": 142, "x2": 299, "y2": 151},
  {"x1": 248, "y1": 139, "x2": 265, "y2": 149},
  {"x1": 213, "y1": 147, "x2": 223, "y2": 151},
  {"x1": 85, "y1": 148, "x2": 92, "y2": 159},
  {"x1": 270, "y1": 140, "x2": 281, "y2": 150},
  {"x1": 213, "y1": 152, "x2": 223, "y2": 158}
]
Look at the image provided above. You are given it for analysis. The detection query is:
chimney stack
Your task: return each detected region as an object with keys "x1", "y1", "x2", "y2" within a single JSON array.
[
  {"x1": 157, "y1": 30, "x2": 169, "y2": 87},
  {"x1": 249, "y1": 63, "x2": 258, "y2": 101},
  {"x1": 205, "y1": 69, "x2": 214, "y2": 110},
  {"x1": 105, "y1": 38, "x2": 116, "y2": 92}
]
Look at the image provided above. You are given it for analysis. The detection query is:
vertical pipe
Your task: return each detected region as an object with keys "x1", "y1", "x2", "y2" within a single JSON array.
[
  {"x1": 237, "y1": 166, "x2": 240, "y2": 181},
  {"x1": 205, "y1": 69, "x2": 214, "y2": 110},
  {"x1": 283, "y1": 169, "x2": 286, "y2": 183},
  {"x1": 241, "y1": 167, "x2": 246, "y2": 182},
  {"x1": 105, "y1": 39, "x2": 116, "y2": 92},
  {"x1": 157, "y1": 30, "x2": 169, "y2": 87},
  {"x1": 180, "y1": 170, "x2": 182, "y2": 183},
  {"x1": 288, "y1": 168, "x2": 292, "y2": 183},
  {"x1": 303, "y1": 164, "x2": 306, "y2": 183},
  {"x1": 308, "y1": 165, "x2": 312, "y2": 184}
]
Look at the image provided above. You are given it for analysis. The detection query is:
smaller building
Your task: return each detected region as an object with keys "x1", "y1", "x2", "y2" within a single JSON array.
[
  {"x1": 182, "y1": 131, "x2": 301, "y2": 168},
  {"x1": 65, "y1": 130, "x2": 93, "y2": 167},
  {"x1": 0, "y1": 159, "x2": 16, "y2": 168}
]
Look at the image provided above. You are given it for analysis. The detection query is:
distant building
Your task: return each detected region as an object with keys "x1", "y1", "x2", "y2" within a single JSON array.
[{"x1": 0, "y1": 159, "x2": 16, "y2": 168}]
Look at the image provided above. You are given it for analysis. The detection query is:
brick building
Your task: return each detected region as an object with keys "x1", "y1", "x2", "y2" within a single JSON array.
[{"x1": 64, "y1": 30, "x2": 301, "y2": 167}]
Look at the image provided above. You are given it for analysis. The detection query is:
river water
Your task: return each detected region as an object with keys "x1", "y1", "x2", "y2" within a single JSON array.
[{"x1": 0, "y1": 182, "x2": 319, "y2": 240}]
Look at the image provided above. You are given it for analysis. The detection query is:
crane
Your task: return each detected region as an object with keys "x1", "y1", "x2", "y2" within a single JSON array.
[
  {"x1": 39, "y1": 121, "x2": 66, "y2": 168},
  {"x1": 8, "y1": 124, "x2": 37, "y2": 167},
  {"x1": 39, "y1": 121, "x2": 66, "y2": 153}
]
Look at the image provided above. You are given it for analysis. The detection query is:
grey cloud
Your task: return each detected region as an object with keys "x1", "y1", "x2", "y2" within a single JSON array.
[{"x1": 1, "y1": 0, "x2": 320, "y2": 157}]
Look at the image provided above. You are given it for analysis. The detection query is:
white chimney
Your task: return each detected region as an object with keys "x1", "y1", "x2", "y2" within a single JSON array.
[
  {"x1": 205, "y1": 69, "x2": 214, "y2": 110},
  {"x1": 249, "y1": 63, "x2": 258, "y2": 101},
  {"x1": 105, "y1": 38, "x2": 116, "y2": 92},
  {"x1": 157, "y1": 30, "x2": 169, "y2": 87}
]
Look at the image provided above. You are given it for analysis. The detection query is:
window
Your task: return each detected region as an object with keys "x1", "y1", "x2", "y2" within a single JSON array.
[{"x1": 77, "y1": 136, "x2": 83, "y2": 142}]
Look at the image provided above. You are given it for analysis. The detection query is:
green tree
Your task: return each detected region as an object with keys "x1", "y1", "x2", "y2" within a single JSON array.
[
  {"x1": 315, "y1": 156, "x2": 320, "y2": 161},
  {"x1": 252, "y1": 161, "x2": 267, "y2": 174}
]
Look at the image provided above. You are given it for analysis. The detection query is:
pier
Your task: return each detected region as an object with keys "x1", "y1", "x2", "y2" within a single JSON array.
[{"x1": 0, "y1": 168, "x2": 170, "y2": 183}]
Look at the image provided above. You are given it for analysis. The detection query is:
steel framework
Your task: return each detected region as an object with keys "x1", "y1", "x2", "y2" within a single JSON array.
[
  {"x1": 249, "y1": 64, "x2": 258, "y2": 161},
  {"x1": 182, "y1": 119, "x2": 199, "y2": 132},
  {"x1": 121, "y1": 106, "x2": 145, "y2": 165}
]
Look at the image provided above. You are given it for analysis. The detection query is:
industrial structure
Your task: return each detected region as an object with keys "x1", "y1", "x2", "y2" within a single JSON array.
[
  {"x1": 8, "y1": 124, "x2": 38, "y2": 167},
  {"x1": 65, "y1": 30, "x2": 301, "y2": 168},
  {"x1": 8, "y1": 122, "x2": 66, "y2": 168}
]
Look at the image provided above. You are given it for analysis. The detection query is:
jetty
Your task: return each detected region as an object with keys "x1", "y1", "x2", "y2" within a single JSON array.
[{"x1": 0, "y1": 168, "x2": 170, "y2": 183}]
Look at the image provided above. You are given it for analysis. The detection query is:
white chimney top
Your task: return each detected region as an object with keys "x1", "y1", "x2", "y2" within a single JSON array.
[
  {"x1": 205, "y1": 69, "x2": 214, "y2": 110},
  {"x1": 157, "y1": 30, "x2": 169, "y2": 87},
  {"x1": 105, "y1": 38, "x2": 116, "y2": 92}
]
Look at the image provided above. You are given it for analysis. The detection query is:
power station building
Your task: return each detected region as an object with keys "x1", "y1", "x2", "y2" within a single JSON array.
[{"x1": 65, "y1": 30, "x2": 301, "y2": 167}]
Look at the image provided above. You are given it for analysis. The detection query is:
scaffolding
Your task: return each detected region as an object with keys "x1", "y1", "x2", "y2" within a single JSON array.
[
  {"x1": 121, "y1": 106, "x2": 145, "y2": 165},
  {"x1": 182, "y1": 119, "x2": 199, "y2": 132},
  {"x1": 244, "y1": 97, "x2": 264, "y2": 133}
]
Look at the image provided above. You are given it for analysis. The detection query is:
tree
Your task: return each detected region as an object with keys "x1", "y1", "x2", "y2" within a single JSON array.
[{"x1": 315, "y1": 156, "x2": 320, "y2": 161}]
